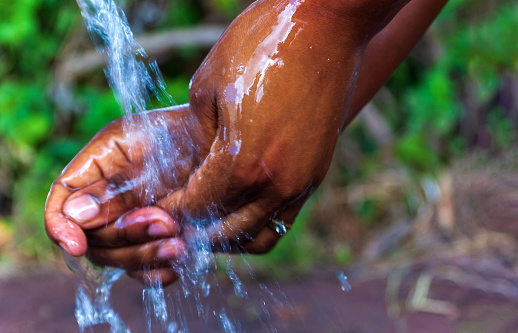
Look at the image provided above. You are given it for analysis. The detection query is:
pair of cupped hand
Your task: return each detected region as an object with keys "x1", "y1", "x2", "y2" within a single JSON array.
[{"x1": 45, "y1": 0, "x2": 414, "y2": 285}]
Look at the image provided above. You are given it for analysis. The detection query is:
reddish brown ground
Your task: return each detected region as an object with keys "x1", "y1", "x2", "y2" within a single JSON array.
[{"x1": 1, "y1": 267, "x2": 518, "y2": 333}]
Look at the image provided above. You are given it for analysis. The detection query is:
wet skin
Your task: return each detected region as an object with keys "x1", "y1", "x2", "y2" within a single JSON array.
[{"x1": 45, "y1": 0, "x2": 449, "y2": 284}]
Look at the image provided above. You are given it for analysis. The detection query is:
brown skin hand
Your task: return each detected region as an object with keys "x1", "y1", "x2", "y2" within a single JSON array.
[
  {"x1": 45, "y1": 0, "x2": 449, "y2": 285},
  {"x1": 44, "y1": 107, "x2": 204, "y2": 257}
]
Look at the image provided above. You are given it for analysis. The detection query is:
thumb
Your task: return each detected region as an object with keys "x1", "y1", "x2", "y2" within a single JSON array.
[{"x1": 45, "y1": 182, "x2": 88, "y2": 257}]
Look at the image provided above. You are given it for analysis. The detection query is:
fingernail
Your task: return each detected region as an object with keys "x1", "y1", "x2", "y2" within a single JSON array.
[
  {"x1": 157, "y1": 239, "x2": 187, "y2": 260},
  {"x1": 63, "y1": 195, "x2": 100, "y2": 223},
  {"x1": 148, "y1": 223, "x2": 171, "y2": 237}
]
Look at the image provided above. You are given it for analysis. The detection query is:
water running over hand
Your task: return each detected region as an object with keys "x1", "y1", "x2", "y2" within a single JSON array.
[
  {"x1": 68, "y1": 0, "x2": 295, "y2": 332},
  {"x1": 70, "y1": 0, "x2": 190, "y2": 331}
]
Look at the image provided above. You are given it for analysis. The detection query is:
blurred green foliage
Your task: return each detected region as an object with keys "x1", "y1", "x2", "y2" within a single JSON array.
[
  {"x1": 386, "y1": 0, "x2": 518, "y2": 175},
  {"x1": 0, "y1": 0, "x2": 82, "y2": 259},
  {"x1": 339, "y1": 0, "x2": 518, "y2": 231},
  {"x1": 0, "y1": 0, "x2": 517, "y2": 267}
]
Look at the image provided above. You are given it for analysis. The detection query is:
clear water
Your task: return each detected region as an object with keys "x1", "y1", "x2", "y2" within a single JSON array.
[
  {"x1": 337, "y1": 272, "x2": 352, "y2": 292},
  {"x1": 65, "y1": 254, "x2": 130, "y2": 333},
  {"x1": 78, "y1": 0, "x2": 172, "y2": 115},
  {"x1": 77, "y1": 0, "x2": 191, "y2": 205}
]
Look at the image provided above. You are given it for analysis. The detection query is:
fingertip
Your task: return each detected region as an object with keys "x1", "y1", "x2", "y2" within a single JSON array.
[
  {"x1": 116, "y1": 206, "x2": 181, "y2": 235},
  {"x1": 49, "y1": 219, "x2": 88, "y2": 257},
  {"x1": 156, "y1": 238, "x2": 188, "y2": 261},
  {"x1": 148, "y1": 223, "x2": 172, "y2": 237},
  {"x1": 157, "y1": 189, "x2": 184, "y2": 215},
  {"x1": 58, "y1": 240, "x2": 86, "y2": 257}
]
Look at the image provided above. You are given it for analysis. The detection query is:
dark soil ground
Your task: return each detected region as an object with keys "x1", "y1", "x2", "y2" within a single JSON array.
[{"x1": 1, "y1": 266, "x2": 518, "y2": 333}]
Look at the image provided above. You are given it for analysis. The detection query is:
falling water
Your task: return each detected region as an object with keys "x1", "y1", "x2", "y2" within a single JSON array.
[
  {"x1": 337, "y1": 272, "x2": 352, "y2": 292},
  {"x1": 65, "y1": 254, "x2": 130, "y2": 333},
  {"x1": 68, "y1": 0, "x2": 294, "y2": 332},
  {"x1": 77, "y1": 0, "x2": 193, "y2": 204},
  {"x1": 78, "y1": 0, "x2": 172, "y2": 115}
]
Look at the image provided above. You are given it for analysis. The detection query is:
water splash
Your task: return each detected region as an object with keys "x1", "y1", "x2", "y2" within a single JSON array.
[
  {"x1": 71, "y1": 0, "x2": 185, "y2": 331},
  {"x1": 218, "y1": 308, "x2": 238, "y2": 333},
  {"x1": 77, "y1": 0, "x2": 193, "y2": 206},
  {"x1": 143, "y1": 276, "x2": 169, "y2": 331},
  {"x1": 65, "y1": 253, "x2": 129, "y2": 333},
  {"x1": 337, "y1": 271, "x2": 352, "y2": 292}
]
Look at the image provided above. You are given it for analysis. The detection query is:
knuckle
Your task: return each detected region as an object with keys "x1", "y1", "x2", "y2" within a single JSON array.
[
  {"x1": 107, "y1": 173, "x2": 131, "y2": 191},
  {"x1": 107, "y1": 117, "x2": 125, "y2": 129},
  {"x1": 104, "y1": 173, "x2": 138, "y2": 206},
  {"x1": 116, "y1": 226, "x2": 132, "y2": 245}
]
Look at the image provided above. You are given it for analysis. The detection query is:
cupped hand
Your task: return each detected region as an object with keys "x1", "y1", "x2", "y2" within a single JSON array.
[{"x1": 44, "y1": 106, "x2": 205, "y2": 261}]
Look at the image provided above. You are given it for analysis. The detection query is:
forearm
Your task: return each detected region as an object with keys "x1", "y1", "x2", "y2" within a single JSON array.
[{"x1": 344, "y1": 0, "x2": 450, "y2": 127}]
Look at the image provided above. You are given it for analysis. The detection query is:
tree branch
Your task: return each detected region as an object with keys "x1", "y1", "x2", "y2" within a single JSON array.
[{"x1": 55, "y1": 25, "x2": 226, "y2": 83}]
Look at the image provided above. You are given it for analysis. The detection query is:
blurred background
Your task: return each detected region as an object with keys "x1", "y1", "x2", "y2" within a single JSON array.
[{"x1": 1, "y1": 0, "x2": 518, "y2": 332}]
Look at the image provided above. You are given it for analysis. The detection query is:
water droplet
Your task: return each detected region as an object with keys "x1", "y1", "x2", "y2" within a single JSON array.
[
  {"x1": 201, "y1": 281, "x2": 211, "y2": 297},
  {"x1": 219, "y1": 309, "x2": 237, "y2": 333},
  {"x1": 337, "y1": 271, "x2": 352, "y2": 292},
  {"x1": 228, "y1": 267, "x2": 247, "y2": 298},
  {"x1": 236, "y1": 64, "x2": 246, "y2": 74}
]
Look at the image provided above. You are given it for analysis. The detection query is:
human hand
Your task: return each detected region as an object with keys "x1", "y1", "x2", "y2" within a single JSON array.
[
  {"x1": 83, "y1": 0, "x2": 390, "y2": 282},
  {"x1": 149, "y1": 0, "x2": 414, "y2": 253},
  {"x1": 44, "y1": 106, "x2": 205, "y2": 264},
  {"x1": 46, "y1": 0, "x2": 430, "y2": 285}
]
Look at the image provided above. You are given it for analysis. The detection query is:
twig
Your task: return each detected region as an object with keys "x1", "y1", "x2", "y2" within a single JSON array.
[{"x1": 55, "y1": 25, "x2": 226, "y2": 83}]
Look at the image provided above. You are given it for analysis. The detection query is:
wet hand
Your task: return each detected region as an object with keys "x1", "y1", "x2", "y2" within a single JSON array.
[
  {"x1": 99, "y1": 0, "x2": 390, "y2": 271},
  {"x1": 44, "y1": 106, "x2": 202, "y2": 263},
  {"x1": 46, "y1": 0, "x2": 425, "y2": 285},
  {"x1": 151, "y1": 0, "x2": 391, "y2": 253}
]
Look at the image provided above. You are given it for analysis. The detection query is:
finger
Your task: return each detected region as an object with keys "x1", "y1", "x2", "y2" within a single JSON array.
[
  {"x1": 45, "y1": 182, "x2": 88, "y2": 256},
  {"x1": 45, "y1": 107, "x2": 194, "y2": 256},
  {"x1": 62, "y1": 175, "x2": 142, "y2": 229},
  {"x1": 158, "y1": 139, "x2": 270, "y2": 220},
  {"x1": 87, "y1": 237, "x2": 188, "y2": 271},
  {"x1": 126, "y1": 268, "x2": 180, "y2": 286},
  {"x1": 45, "y1": 120, "x2": 134, "y2": 256},
  {"x1": 159, "y1": 187, "x2": 272, "y2": 243},
  {"x1": 60, "y1": 123, "x2": 132, "y2": 189},
  {"x1": 60, "y1": 106, "x2": 194, "y2": 191},
  {"x1": 210, "y1": 199, "x2": 303, "y2": 255},
  {"x1": 86, "y1": 207, "x2": 181, "y2": 248},
  {"x1": 241, "y1": 202, "x2": 302, "y2": 254}
]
